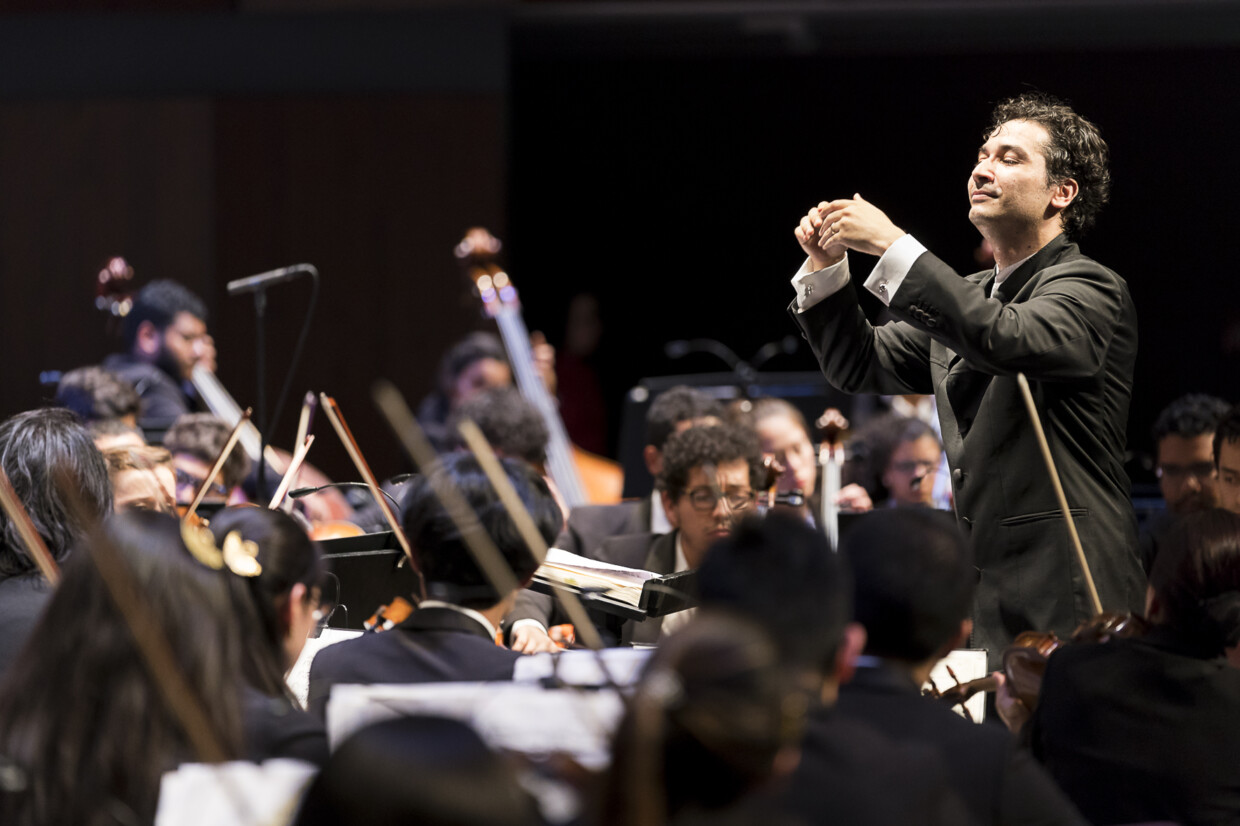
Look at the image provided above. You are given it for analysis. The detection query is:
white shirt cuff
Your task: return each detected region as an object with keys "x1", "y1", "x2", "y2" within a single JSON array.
[
  {"x1": 510, "y1": 618, "x2": 549, "y2": 636},
  {"x1": 862, "y1": 234, "x2": 926, "y2": 306},
  {"x1": 791, "y1": 255, "x2": 850, "y2": 312}
]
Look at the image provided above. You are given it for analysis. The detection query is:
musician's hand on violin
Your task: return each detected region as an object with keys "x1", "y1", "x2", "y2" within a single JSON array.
[
  {"x1": 816, "y1": 194, "x2": 905, "y2": 259},
  {"x1": 529, "y1": 331, "x2": 557, "y2": 397},
  {"x1": 510, "y1": 624, "x2": 560, "y2": 655},
  {"x1": 835, "y1": 483, "x2": 873, "y2": 512},
  {"x1": 992, "y1": 671, "x2": 1032, "y2": 734},
  {"x1": 795, "y1": 202, "x2": 846, "y2": 271}
]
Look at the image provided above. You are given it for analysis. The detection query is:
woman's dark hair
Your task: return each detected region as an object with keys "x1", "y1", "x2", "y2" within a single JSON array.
[
  {"x1": 402, "y1": 452, "x2": 560, "y2": 609},
  {"x1": 601, "y1": 615, "x2": 805, "y2": 826},
  {"x1": 0, "y1": 408, "x2": 112, "y2": 578},
  {"x1": 1148, "y1": 508, "x2": 1240, "y2": 655},
  {"x1": 987, "y1": 92, "x2": 1110, "y2": 240},
  {"x1": 844, "y1": 413, "x2": 938, "y2": 504},
  {"x1": 436, "y1": 332, "x2": 508, "y2": 398},
  {"x1": 293, "y1": 715, "x2": 539, "y2": 826},
  {"x1": 210, "y1": 507, "x2": 325, "y2": 699},
  {"x1": 0, "y1": 510, "x2": 246, "y2": 826},
  {"x1": 164, "y1": 413, "x2": 252, "y2": 492}
]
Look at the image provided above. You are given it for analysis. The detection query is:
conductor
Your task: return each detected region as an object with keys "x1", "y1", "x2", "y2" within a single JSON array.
[{"x1": 788, "y1": 92, "x2": 1144, "y2": 666}]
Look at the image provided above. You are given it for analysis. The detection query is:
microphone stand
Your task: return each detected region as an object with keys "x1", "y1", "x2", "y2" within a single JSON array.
[{"x1": 254, "y1": 287, "x2": 268, "y2": 496}]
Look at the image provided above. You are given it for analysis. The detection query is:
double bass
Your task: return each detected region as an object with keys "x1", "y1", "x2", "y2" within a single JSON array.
[{"x1": 454, "y1": 229, "x2": 623, "y2": 507}]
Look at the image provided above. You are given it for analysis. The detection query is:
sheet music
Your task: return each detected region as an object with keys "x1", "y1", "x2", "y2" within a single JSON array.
[
  {"x1": 542, "y1": 548, "x2": 659, "y2": 583},
  {"x1": 924, "y1": 648, "x2": 988, "y2": 723},
  {"x1": 327, "y1": 682, "x2": 625, "y2": 769},
  {"x1": 286, "y1": 629, "x2": 362, "y2": 707},
  {"x1": 513, "y1": 647, "x2": 652, "y2": 687},
  {"x1": 156, "y1": 759, "x2": 318, "y2": 826}
]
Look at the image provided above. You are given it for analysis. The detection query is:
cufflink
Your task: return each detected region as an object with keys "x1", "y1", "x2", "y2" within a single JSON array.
[{"x1": 877, "y1": 282, "x2": 888, "y2": 293}]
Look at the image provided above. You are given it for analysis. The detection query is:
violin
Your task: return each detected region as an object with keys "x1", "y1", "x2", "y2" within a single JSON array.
[
  {"x1": 816, "y1": 407, "x2": 849, "y2": 549},
  {"x1": 455, "y1": 228, "x2": 624, "y2": 507}
]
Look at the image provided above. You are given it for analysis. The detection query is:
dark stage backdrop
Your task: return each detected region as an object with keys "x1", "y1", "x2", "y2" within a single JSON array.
[{"x1": 509, "y1": 45, "x2": 1240, "y2": 480}]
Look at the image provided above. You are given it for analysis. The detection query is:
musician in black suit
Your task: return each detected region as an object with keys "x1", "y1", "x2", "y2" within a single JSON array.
[
  {"x1": 789, "y1": 92, "x2": 1143, "y2": 666},
  {"x1": 698, "y1": 513, "x2": 973, "y2": 824},
  {"x1": 306, "y1": 451, "x2": 561, "y2": 721},
  {"x1": 838, "y1": 509, "x2": 1086, "y2": 826},
  {"x1": 101, "y1": 280, "x2": 213, "y2": 436},
  {"x1": 505, "y1": 387, "x2": 725, "y2": 652},
  {"x1": 1028, "y1": 509, "x2": 1240, "y2": 825}
]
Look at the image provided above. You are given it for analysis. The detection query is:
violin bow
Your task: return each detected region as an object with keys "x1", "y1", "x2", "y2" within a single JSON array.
[
  {"x1": 0, "y1": 468, "x2": 60, "y2": 585},
  {"x1": 182, "y1": 408, "x2": 251, "y2": 524},
  {"x1": 372, "y1": 379, "x2": 604, "y2": 651},
  {"x1": 267, "y1": 435, "x2": 316, "y2": 511},
  {"x1": 1016, "y1": 373, "x2": 1103, "y2": 615},
  {"x1": 319, "y1": 393, "x2": 425, "y2": 600}
]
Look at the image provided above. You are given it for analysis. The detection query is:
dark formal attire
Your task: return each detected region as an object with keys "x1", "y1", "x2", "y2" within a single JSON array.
[
  {"x1": 793, "y1": 235, "x2": 1144, "y2": 666},
  {"x1": 741, "y1": 702, "x2": 976, "y2": 826},
  {"x1": 101, "y1": 352, "x2": 196, "y2": 435},
  {"x1": 1030, "y1": 627, "x2": 1240, "y2": 825},
  {"x1": 837, "y1": 661, "x2": 1085, "y2": 826},
  {"x1": 0, "y1": 573, "x2": 52, "y2": 679},
  {"x1": 306, "y1": 606, "x2": 520, "y2": 721},
  {"x1": 241, "y1": 688, "x2": 329, "y2": 767}
]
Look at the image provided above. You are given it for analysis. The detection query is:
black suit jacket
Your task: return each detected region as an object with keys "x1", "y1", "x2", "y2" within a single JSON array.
[
  {"x1": 554, "y1": 499, "x2": 651, "y2": 557},
  {"x1": 101, "y1": 352, "x2": 195, "y2": 434},
  {"x1": 794, "y1": 235, "x2": 1144, "y2": 665},
  {"x1": 241, "y1": 687, "x2": 329, "y2": 767},
  {"x1": 837, "y1": 663, "x2": 1085, "y2": 826},
  {"x1": 306, "y1": 606, "x2": 520, "y2": 721},
  {"x1": 741, "y1": 703, "x2": 975, "y2": 826},
  {"x1": 1031, "y1": 628, "x2": 1240, "y2": 825},
  {"x1": 593, "y1": 531, "x2": 679, "y2": 646}
]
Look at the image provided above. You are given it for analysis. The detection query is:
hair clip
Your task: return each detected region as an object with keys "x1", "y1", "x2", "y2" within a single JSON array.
[{"x1": 180, "y1": 522, "x2": 262, "y2": 578}]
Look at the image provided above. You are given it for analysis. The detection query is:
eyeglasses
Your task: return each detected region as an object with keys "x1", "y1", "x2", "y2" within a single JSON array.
[
  {"x1": 682, "y1": 486, "x2": 755, "y2": 512},
  {"x1": 1155, "y1": 463, "x2": 1216, "y2": 483},
  {"x1": 174, "y1": 467, "x2": 228, "y2": 498},
  {"x1": 890, "y1": 459, "x2": 939, "y2": 474}
]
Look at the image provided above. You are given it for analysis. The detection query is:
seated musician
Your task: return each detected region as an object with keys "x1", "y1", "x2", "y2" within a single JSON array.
[
  {"x1": 838, "y1": 509, "x2": 1086, "y2": 826},
  {"x1": 744, "y1": 397, "x2": 820, "y2": 522},
  {"x1": 697, "y1": 513, "x2": 972, "y2": 824},
  {"x1": 164, "y1": 413, "x2": 252, "y2": 507},
  {"x1": 505, "y1": 386, "x2": 723, "y2": 653},
  {"x1": 102, "y1": 444, "x2": 177, "y2": 514},
  {"x1": 844, "y1": 413, "x2": 944, "y2": 509},
  {"x1": 1026, "y1": 508, "x2": 1240, "y2": 825},
  {"x1": 305, "y1": 451, "x2": 560, "y2": 721},
  {"x1": 54, "y1": 365, "x2": 146, "y2": 450},
  {"x1": 0, "y1": 408, "x2": 112, "y2": 677},
  {"x1": 1215, "y1": 405, "x2": 1240, "y2": 516},
  {"x1": 209, "y1": 507, "x2": 331, "y2": 766},
  {"x1": 0, "y1": 511, "x2": 255, "y2": 826},
  {"x1": 100, "y1": 279, "x2": 215, "y2": 438}
]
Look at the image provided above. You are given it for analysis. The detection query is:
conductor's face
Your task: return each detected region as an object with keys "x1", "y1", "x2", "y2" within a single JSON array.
[{"x1": 968, "y1": 119, "x2": 1062, "y2": 233}]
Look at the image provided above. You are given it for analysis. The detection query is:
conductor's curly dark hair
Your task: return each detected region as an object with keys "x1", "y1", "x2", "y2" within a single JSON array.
[{"x1": 987, "y1": 92, "x2": 1110, "y2": 240}]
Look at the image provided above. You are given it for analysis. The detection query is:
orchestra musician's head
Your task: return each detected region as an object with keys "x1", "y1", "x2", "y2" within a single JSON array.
[
  {"x1": 601, "y1": 615, "x2": 805, "y2": 826},
  {"x1": 54, "y1": 366, "x2": 141, "y2": 429},
  {"x1": 643, "y1": 386, "x2": 724, "y2": 480},
  {"x1": 1152, "y1": 394, "x2": 1231, "y2": 515},
  {"x1": 747, "y1": 398, "x2": 817, "y2": 501},
  {"x1": 437, "y1": 332, "x2": 512, "y2": 410},
  {"x1": 972, "y1": 93, "x2": 1110, "y2": 242},
  {"x1": 401, "y1": 451, "x2": 558, "y2": 624},
  {"x1": 122, "y1": 279, "x2": 212, "y2": 382},
  {"x1": 848, "y1": 414, "x2": 941, "y2": 508},
  {"x1": 657, "y1": 424, "x2": 762, "y2": 569},
  {"x1": 0, "y1": 408, "x2": 112, "y2": 579},
  {"x1": 210, "y1": 506, "x2": 328, "y2": 689},
  {"x1": 102, "y1": 445, "x2": 177, "y2": 515},
  {"x1": 164, "y1": 413, "x2": 252, "y2": 506},
  {"x1": 1212, "y1": 405, "x2": 1240, "y2": 517},
  {"x1": 447, "y1": 386, "x2": 549, "y2": 469},
  {"x1": 1146, "y1": 508, "x2": 1240, "y2": 663},
  {"x1": 839, "y1": 509, "x2": 976, "y2": 682},
  {"x1": 698, "y1": 512, "x2": 860, "y2": 702}
]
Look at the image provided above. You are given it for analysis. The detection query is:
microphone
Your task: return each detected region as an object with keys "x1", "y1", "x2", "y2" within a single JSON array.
[
  {"x1": 290, "y1": 481, "x2": 402, "y2": 510},
  {"x1": 226, "y1": 263, "x2": 318, "y2": 296}
]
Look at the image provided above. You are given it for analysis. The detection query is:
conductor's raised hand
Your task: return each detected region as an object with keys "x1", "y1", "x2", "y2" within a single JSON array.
[
  {"x1": 817, "y1": 194, "x2": 906, "y2": 258},
  {"x1": 795, "y1": 202, "x2": 847, "y2": 271}
]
